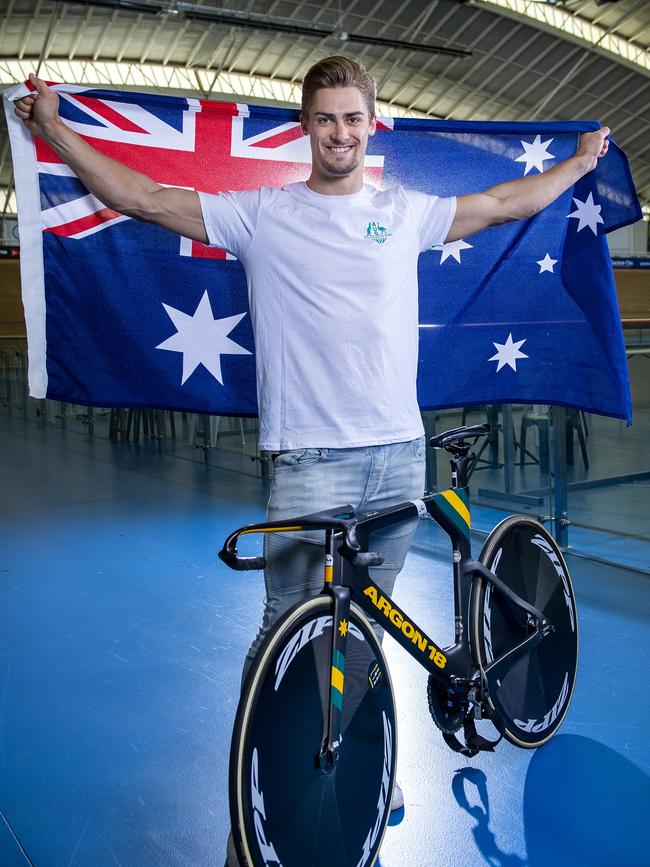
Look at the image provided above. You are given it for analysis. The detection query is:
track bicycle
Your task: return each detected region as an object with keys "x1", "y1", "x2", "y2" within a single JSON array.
[{"x1": 219, "y1": 424, "x2": 579, "y2": 867}]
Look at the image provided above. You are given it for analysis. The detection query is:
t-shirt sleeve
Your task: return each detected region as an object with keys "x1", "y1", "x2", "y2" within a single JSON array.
[
  {"x1": 408, "y1": 190, "x2": 457, "y2": 252},
  {"x1": 197, "y1": 188, "x2": 263, "y2": 259}
]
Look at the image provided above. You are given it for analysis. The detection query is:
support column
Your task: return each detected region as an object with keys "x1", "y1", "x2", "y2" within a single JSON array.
[{"x1": 552, "y1": 406, "x2": 569, "y2": 548}]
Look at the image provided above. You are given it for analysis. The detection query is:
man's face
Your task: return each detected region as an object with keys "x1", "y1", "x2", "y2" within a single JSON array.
[{"x1": 301, "y1": 87, "x2": 376, "y2": 180}]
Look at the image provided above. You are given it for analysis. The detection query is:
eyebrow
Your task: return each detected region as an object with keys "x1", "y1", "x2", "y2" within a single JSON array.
[{"x1": 314, "y1": 112, "x2": 364, "y2": 119}]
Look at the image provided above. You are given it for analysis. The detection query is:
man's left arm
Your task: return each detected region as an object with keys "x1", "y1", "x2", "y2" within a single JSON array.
[{"x1": 445, "y1": 127, "x2": 610, "y2": 243}]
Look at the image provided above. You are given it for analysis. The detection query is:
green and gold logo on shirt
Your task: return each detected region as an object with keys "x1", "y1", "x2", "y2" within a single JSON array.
[{"x1": 364, "y1": 221, "x2": 392, "y2": 245}]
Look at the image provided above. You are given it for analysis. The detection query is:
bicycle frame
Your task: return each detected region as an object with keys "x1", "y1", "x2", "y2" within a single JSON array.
[
  {"x1": 220, "y1": 479, "x2": 551, "y2": 767},
  {"x1": 329, "y1": 490, "x2": 550, "y2": 766},
  {"x1": 341, "y1": 490, "x2": 549, "y2": 689}
]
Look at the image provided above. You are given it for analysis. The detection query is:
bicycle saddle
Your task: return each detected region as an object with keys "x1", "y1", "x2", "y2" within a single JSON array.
[{"x1": 429, "y1": 424, "x2": 492, "y2": 450}]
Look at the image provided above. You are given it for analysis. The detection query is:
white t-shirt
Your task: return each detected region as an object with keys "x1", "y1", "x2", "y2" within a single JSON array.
[{"x1": 198, "y1": 182, "x2": 456, "y2": 451}]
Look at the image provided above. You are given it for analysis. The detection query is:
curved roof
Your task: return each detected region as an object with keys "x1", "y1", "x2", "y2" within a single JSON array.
[{"x1": 1, "y1": 0, "x2": 649, "y2": 214}]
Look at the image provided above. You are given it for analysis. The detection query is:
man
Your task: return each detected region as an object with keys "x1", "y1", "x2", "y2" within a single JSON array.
[{"x1": 15, "y1": 55, "x2": 608, "y2": 837}]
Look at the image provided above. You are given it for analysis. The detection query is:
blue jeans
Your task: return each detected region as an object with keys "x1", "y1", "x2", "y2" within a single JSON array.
[{"x1": 243, "y1": 436, "x2": 426, "y2": 676}]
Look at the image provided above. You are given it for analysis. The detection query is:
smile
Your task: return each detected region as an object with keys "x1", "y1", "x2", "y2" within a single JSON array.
[{"x1": 327, "y1": 146, "x2": 354, "y2": 154}]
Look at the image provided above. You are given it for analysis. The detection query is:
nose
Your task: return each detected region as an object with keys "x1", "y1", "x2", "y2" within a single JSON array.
[{"x1": 331, "y1": 119, "x2": 349, "y2": 142}]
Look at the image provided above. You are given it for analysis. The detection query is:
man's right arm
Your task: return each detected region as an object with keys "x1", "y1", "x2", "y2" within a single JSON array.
[{"x1": 14, "y1": 74, "x2": 208, "y2": 244}]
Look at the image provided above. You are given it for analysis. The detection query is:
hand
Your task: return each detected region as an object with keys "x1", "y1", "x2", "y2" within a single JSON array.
[
  {"x1": 13, "y1": 73, "x2": 60, "y2": 138},
  {"x1": 577, "y1": 126, "x2": 610, "y2": 172}
]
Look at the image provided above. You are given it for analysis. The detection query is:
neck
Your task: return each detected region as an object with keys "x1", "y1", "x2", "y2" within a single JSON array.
[{"x1": 305, "y1": 169, "x2": 365, "y2": 196}]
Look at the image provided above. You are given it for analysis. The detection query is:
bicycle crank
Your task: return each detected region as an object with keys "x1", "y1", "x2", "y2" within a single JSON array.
[{"x1": 427, "y1": 676, "x2": 465, "y2": 734}]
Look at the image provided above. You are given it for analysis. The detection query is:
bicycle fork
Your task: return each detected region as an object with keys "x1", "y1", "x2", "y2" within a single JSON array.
[{"x1": 316, "y1": 530, "x2": 350, "y2": 771}]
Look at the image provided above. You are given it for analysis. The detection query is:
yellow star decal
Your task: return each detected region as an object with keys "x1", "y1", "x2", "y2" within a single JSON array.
[{"x1": 338, "y1": 619, "x2": 348, "y2": 637}]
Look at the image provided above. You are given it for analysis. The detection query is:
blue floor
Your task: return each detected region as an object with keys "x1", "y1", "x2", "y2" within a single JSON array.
[{"x1": 0, "y1": 415, "x2": 648, "y2": 866}]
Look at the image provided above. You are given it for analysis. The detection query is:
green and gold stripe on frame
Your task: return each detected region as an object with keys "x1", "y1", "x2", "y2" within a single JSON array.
[
  {"x1": 434, "y1": 488, "x2": 471, "y2": 539},
  {"x1": 330, "y1": 649, "x2": 346, "y2": 710}
]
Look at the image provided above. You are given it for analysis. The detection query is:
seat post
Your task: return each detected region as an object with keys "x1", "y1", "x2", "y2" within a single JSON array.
[
  {"x1": 450, "y1": 454, "x2": 471, "y2": 490},
  {"x1": 429, "y1": 424, "x2": 496, "y2": 488}
]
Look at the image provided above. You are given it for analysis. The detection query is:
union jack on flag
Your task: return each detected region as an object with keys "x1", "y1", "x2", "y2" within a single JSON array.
[
  {"x1": 37, "y1": 85, "x2": 202, "y2": 243},
  {"x1": 30, "y1": 83, "x2": 374, "y2": 256},
  {"x1": 3, "y1": 80, "x2": 641, "y2": 421}
]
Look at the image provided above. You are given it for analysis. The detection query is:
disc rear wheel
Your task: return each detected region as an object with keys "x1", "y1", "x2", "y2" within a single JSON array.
[{"x1": 471, "y1": 516, "x2": 579, "y2": 748}]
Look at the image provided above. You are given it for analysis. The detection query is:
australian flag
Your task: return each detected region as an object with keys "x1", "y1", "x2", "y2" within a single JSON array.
[{"x1": 3, "y1": 82, "x2": 640, "y2": 422}]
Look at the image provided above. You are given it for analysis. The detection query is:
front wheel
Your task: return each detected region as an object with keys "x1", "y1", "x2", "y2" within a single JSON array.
[
  {"x1": 471, "y1": 516, "x2": 579, "y2": 748},
  {"x1": 229, "y1": 596, "x2": 396, "y2": 867}
]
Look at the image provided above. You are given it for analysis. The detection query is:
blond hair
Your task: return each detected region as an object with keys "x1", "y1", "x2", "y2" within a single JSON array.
[{"x1": 301, "y1": 55, "x2": 376, "y2": 118}]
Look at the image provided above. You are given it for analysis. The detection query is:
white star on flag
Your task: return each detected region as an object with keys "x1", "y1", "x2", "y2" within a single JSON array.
[
  {"x1": 567, "y1": 192, "x2": 604, "y2": 235},
  {"x1": 489, "y1": 333, "x2": 528, "y2": 373},
  {"x1": 536, "y1": 253, "x2": 558, "y2": 273},
  {"x1": 433, "y1": 238, "x2": 473, "y2": 264},
  {"x1": 515, "y1": 135, "x2": 555, "y2": 175},
  {"x1": 156, "y1": 291, "x2": 251, "y2": 385}
]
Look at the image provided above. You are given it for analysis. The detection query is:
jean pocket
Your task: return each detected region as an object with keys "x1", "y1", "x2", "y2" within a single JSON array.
[
  {"x1": 412, "y1": 435, "x2": 426, "y2": 462},
  {"x1": 273, "y1": 447, "x2": 326, "y2": 472}
]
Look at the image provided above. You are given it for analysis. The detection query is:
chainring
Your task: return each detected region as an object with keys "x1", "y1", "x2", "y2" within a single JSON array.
[{"x1": 427, "y1": 676, "x2": 466, "y2": 734}]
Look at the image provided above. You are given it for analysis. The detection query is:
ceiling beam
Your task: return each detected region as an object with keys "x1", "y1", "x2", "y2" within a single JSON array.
[
  {"x1": 0, "y1": 0, "x2": 17, "y2": 49},
  {"x1": 232, "y1": 0, "x2": 308, "y2": 76},
  {"x1": 394, "y1": 6, "x2": 495, "y2": 113},
  {"x1": 139, "y1": 15, "x2": 167, "y2": 65},
  {"x1": 163, "y1": 16, "x2": 190, "y2": 65},
  {"x1": 185, "y1": 24, "x2": 214, "y2": 68},
  {"x1": 384, "y1": 2, "x2": 474, "y2": 111},
  {"x1": 445, "y1": 23, "x2": 537, "y2": 120},
  {"x1": 475, "y1": 0, "x2": 609, "y2": 123},
  {"x1": 93, "y1": 9, "x2": 119, "y2": 62},
  {"x1": 59, "y1": 0, "x2": 472, "y2": 58},
  {"x1": 373, "y1": 1, "x2": 443, "y2": 97},
  {"x1": 18, "y1": 0, "x2": 44, "y2": 60},
  {"x1": 473, "y1": 0, "x2": 650, "y2": 77},
  {"x1": 69, "y1": 5, "x2": 94, "y2": 61},
  {"x1": 286, "y1": 0, "x2": 369, "y2": 86}
]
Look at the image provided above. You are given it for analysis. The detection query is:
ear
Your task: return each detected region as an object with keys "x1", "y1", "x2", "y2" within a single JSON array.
[
  {"x1": 300, "y1": 112, "x2": 309, "y2": 135},
  {"x1": 368, "y1": 114, "x2": 377, "y2": 137}
]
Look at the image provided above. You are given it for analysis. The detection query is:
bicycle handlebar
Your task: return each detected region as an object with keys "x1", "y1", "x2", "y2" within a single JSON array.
[
  {"x1": 218, "y1": 507, "x2": 385, "y2": 571},
  {"x1": 344, "y1": 549, "x2": 385, "y2": 568},
  {"x1": 218, "y1": 546, "x2": 267, "y2": 571}
]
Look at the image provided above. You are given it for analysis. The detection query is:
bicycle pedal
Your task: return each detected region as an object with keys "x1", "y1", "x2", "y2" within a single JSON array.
[
  {"x1": 441, "y1": 710, "x2": 502, "y2": 757},
  {"x1": 467, "y1": 687, "x2": 483, "y2": 719}
]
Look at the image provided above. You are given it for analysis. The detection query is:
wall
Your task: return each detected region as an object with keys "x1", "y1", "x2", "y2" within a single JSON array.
[
  {"x1": 0, "y1": 260, "x2": 24, "y2": 338},
  {"x1": 616, "y1": 269, "x2": 650, "y2": 318}
]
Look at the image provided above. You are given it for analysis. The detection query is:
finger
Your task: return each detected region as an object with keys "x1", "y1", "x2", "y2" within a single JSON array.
[
  {"x1": 28, "y1": 72, "x2": 48, "y2": 95},
  {"x1": 14, "y1": 96, "x2": 36, "y2": 110}
]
